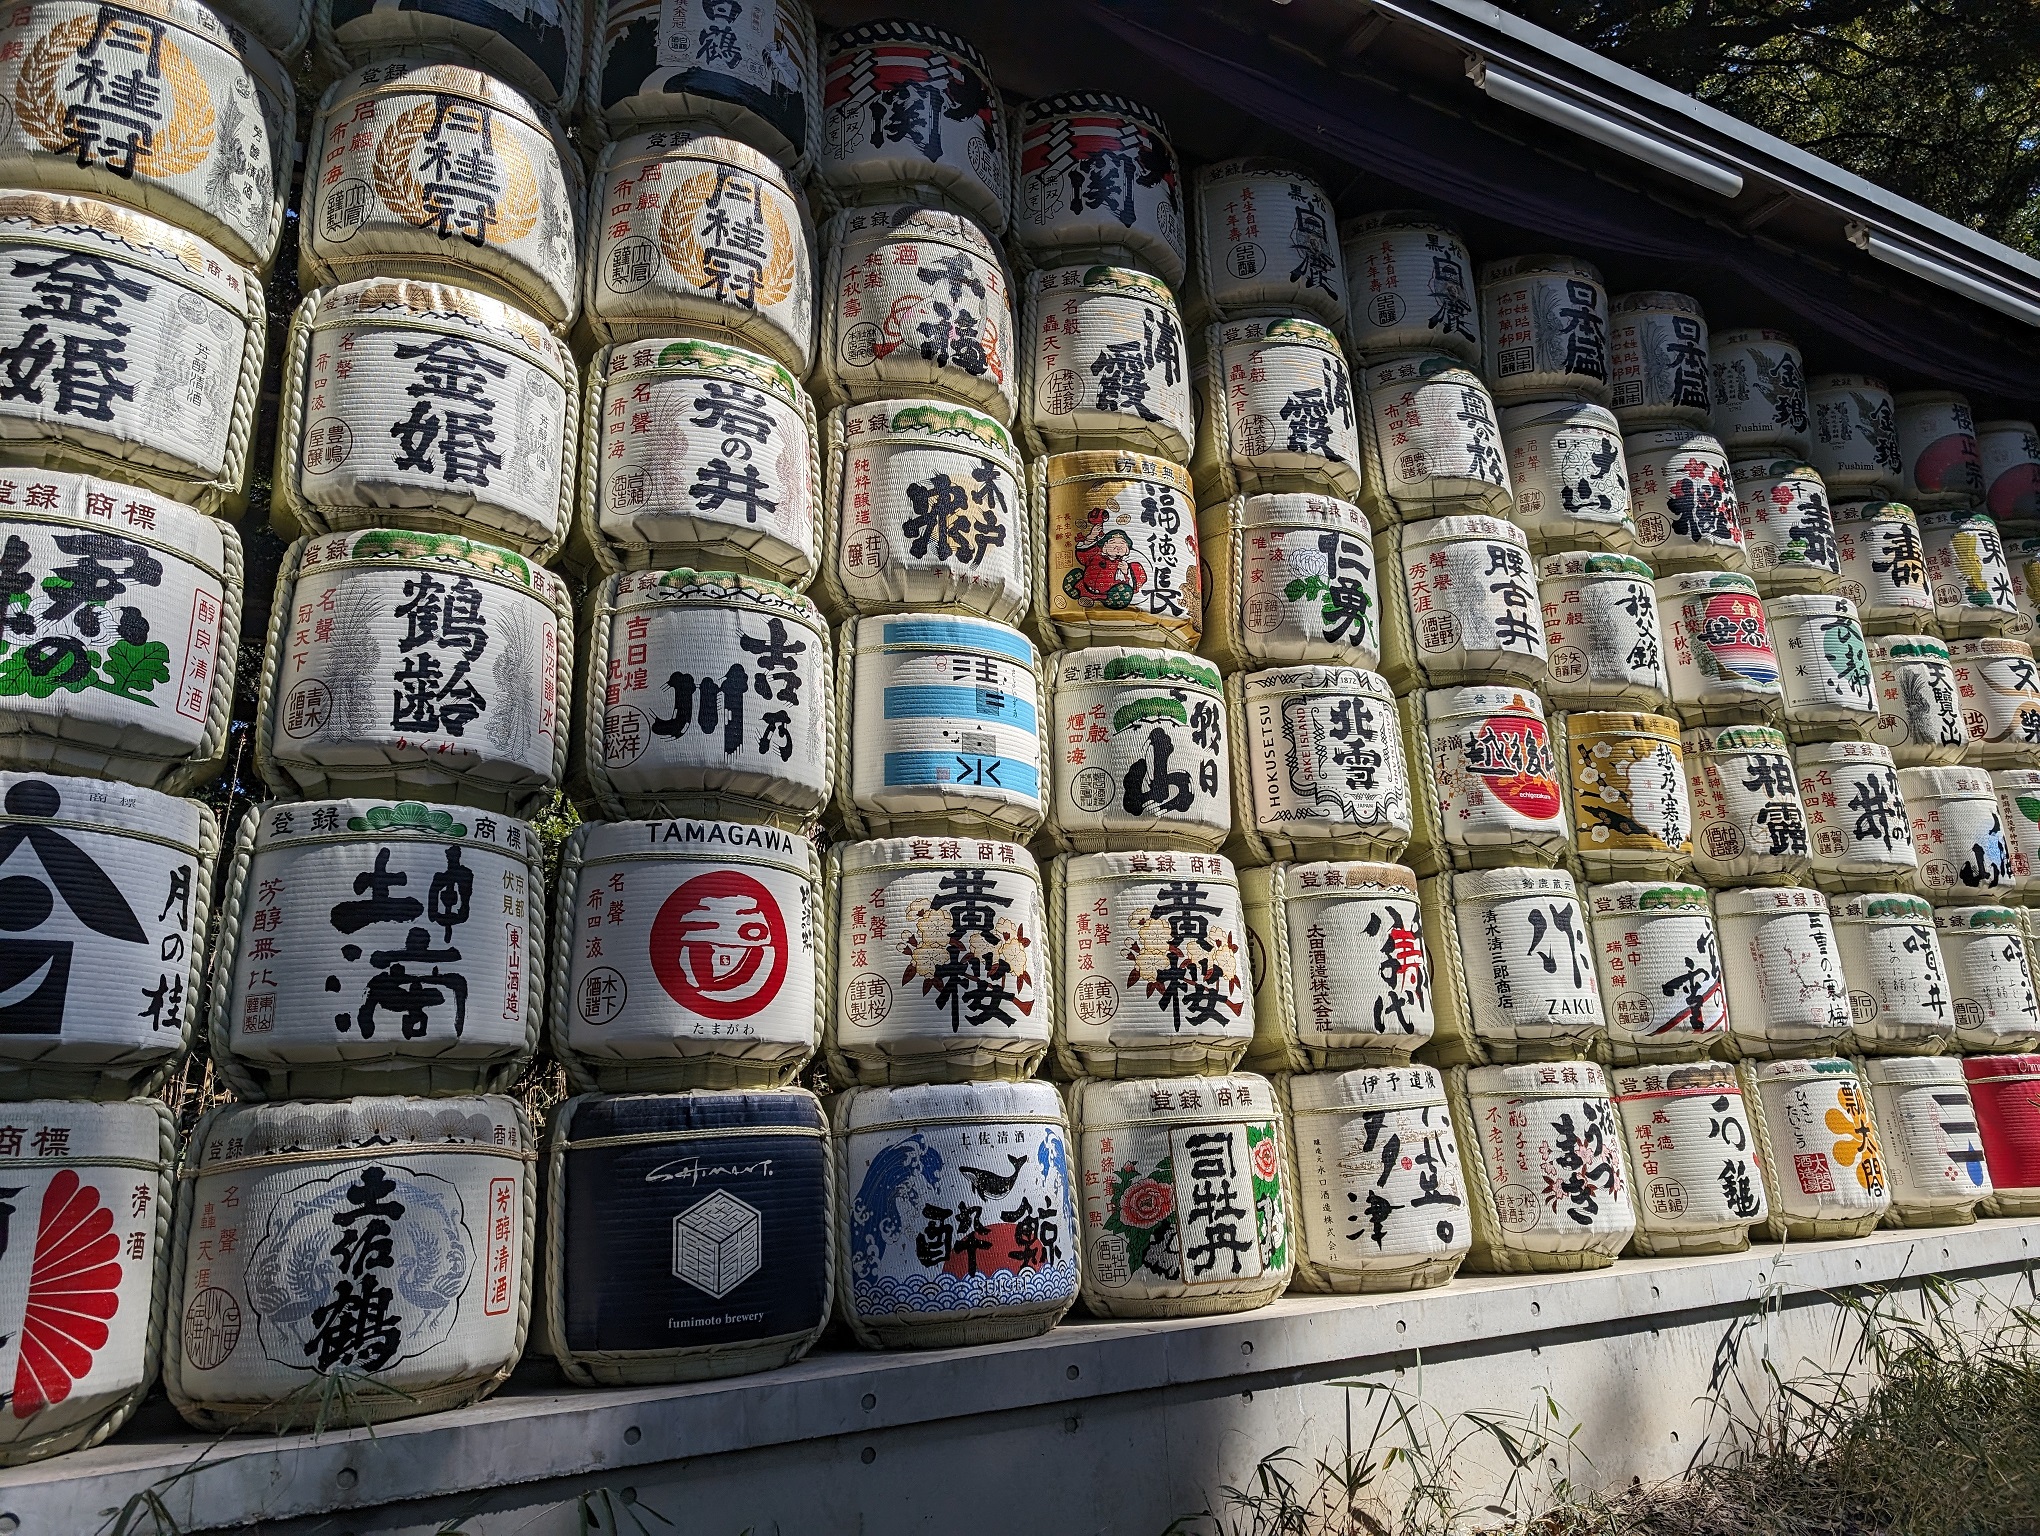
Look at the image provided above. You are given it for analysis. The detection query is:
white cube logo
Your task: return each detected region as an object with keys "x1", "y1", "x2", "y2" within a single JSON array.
[{"x1": 672, "y1": 1189, "x2": 763, "y2": 1298}]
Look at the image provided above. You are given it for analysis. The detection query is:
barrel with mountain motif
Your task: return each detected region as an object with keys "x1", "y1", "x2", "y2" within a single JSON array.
[
  {"x1": 318, "y1": 0, "x2": 580, "y2": 109},
  {"x1": 1046, "y1": 647, "x2": 1228, "y2": 852},
  {"x1": 1900, "y1": 765, "x2": 2013, "y2": 902},
  {"x1": 1011, "y1": 92, "x2": 1185, "y2": 287}
]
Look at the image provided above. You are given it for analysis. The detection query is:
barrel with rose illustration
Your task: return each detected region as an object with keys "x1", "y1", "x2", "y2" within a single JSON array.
[
  {"x1": 1610, "y1": 1062, "x2": 1766, "y2": 1255},
  {"x1": 1806, "y1": 375, "x2": 1902, "y2": 498},
  {"x1": 1033, "y1": 449, "x2": 1200, "y2": 651},
  {"x1": 1190, "y1": 160, "x2": 1344, "y2": 328},
  {"x1": 1046, "y1": 647, "x2": 1229, "y2": 853},
  {"x1": 1588, "y1": 882, "x2": 1728, "y2": 1064},
  {"x1": 1338, "y1": 212, "x2": 1480, "y2": 365},
  {"x1": 1499, "y1": 399, "x2": 1629, "y2": 552},
  {"x1": 1832, "y1": 889, "x2": 1955, "y2": 1054},
  {"x1": 1197, "y1": 493, "x2": 1380, "y2": 674},
  {"x1": 1478, "y1": 254, "x2": 1610, "y2": 407},
  {"x1": 1021, "y1": 264, "x2": 1191, "y2": 461},
  {"x1": 1421, "y1": 865, "x2": 1606, "y2": 1065},
  {"x1": 1226, "y1": 664, "x2": 1412, "y2": 864},
  {"x1": 1606, "y1": 290, "x2": 1711, "y2": 430},
  {"x1": 1403, "y1": 684, "x2": 1567, "y2": 873},
  {"x1": 1011, "y1": 92, "x2": 1186, "y2": 288},
  {"x1": 1622, "y1": 428, "x2": 1744, "y2": 574},
  {"x1": 1708, "y1": 328, "x2": 1809, "y2": 456},
  {"x1": 1858, "y1": 1055, "x2": 1989, "y2": 1228},
  {"x1": 1739, "y1": 1056, "x2": 1889, "y2": 1239},
  {"x1": 1714, "y1": 885, "x2": 1853, "y2": 1059}
]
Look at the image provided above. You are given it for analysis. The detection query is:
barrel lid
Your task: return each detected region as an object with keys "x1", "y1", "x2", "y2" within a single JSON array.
[
  {"x1": 0, "y1": 1099, "x2": 166, "y2": 1162},
  {"x1": 1712, "y1": 327, "x2": 1801, "y2": 349},
  {"x1": 313, "y1": 276, "x2": 571, "y2": 380},
  {"x1": 1366, "y1": 352, "x2": 1484, "y2": 390},
  {"x1": 1287, "y1": 1064, "x2": 1445, "y2": 1114},
  {"x1": 1830, "y1": 499, "x2": 1916, "y2": 523},
  {"x1": 1868, "y1": 633, "x2": 1950, "y2": 661},
  {"x1": 852, "y1": 612, "x2": 1037, "y2": 665},
  {"x1": 1196, "y1": 156, "x2": 1328, "y2": 188},
  {"x1": 1894, "y1": 389, "x2": 1974, "y2": 408},
  {"x1": 1858, "y1": 1056, "x2": 1966, "y2": 1087},
  {"x1": 1979, "y1": 419, "x2": 2040, "y2": 436},
  {"x1": 841, "y1": 1078, "x2": 1067, "y2": 1135},
  {"x1": 1019, "y1": 91, "x2": 1171, "y2": 137},
  {"x1": 1498, "y1": 399, "x2": 1619, "y2": 433},
  {"x1": 1765, "y1": 592, "x2": 1858, "y2": 620},
  {"x1": 834, "y1": 397, "x2": 1019, "y2": 463},
  {"x1": 835, "y1": 835, "x2": 1038, "y2": 878},
  {"x1": 824, "y1": 16, "x2": 993, "y2": 77},
  {"x1": 256, "y1": 797, "x2": 537, "y2": 856},
  {"x1": 191, "y1": 1095, "x2": 528, "y2": 1170},
  {"x1": 609, "y1": 567, "x2": 825, "y2": 626},
  {"x1": 1466, "y1": 1059, "x2": 1609, "y2": 1097},
  {"x1": 1945, "y1": 636, "x2": 2036, "y2": 660},
  {"x1": 0, "y1": 769, "x2": 203, "y2": 848},
  {"x1": 1339, "y1": 209, "x2": 1467, "y2": 240},
  {"x1": 1402, "y1": 512, "x2": 1527, "y2": 547},
  {"x1": 1052, "y1": 646, "x2": 1222, "y2": 693},
  {"x1": 1072, "y1": 1071, "x2": 1274, "y2": 1125},
  {"x1": 319, "y1": 58, "x2": 556, "y2": 142},
  {"x1": 1281, "y1": 860, "x2": 1418, "y2": 898},
  {"x1": 577, "y1": 816, "x2": 812, "y2": 871},
  {"x1": 1829, "y1": 890, "x2": 1934, "y2": 922},
  {"x1": 1714, "y1": 884, "x2": 1831, "y2": 916},
  {"x1": 1622, "y1": 427, "x2": 1730, "y2": 457},
  {"x1": 602, "y1": 336, "x2": 804, "y2": 408},
  {"x1": 1537, "y1": 550, "x2": 1655, "y2": 581},
  {"x1": 1039, "y1": 448, "x2": 1192, "y2": 492},
  {"x1": 1808, "y1": 373, "x2": 1891, "y2": 394},
  {"x1": 0, "y1": 187, "x2": 249, "y2": 308},
  {"x1": 826, "y1": 201, "x2": 1003, "y2": 258},
  {"x1": 1610, "y1": 1060, "x2": 1736, "y2": 1098},
  {"x1": 1795, "y1": 737, "x2": 1895, "y2": 766},
  {"x1": 0, "y1": 467, "x2": 223, "y2": 571},
  {"x1": 1609, "y1": 290, "x2": 1705, "y2": 316},
  {"x1": 1230, "y1": 491, "x2": 1372, "y2": 532},
  {"x1": 1916, "y1": 507, "x2": 1998, "y2": 530},
  {"x1": 1586, "y1": 880, "x2": 1710, "y2": 914},
  {"x1": 564, "y1": 1087, "x2": 824, "y2": 1142},
  {"x1": 1239, "y1": 663, "x2": 1393, "y2": 700},
  {"x1": 1477, "y1": 253, "x2": 1604, "y2": 286},
  {"x1": 1963, "y1": 1054, "x2": 2040, "y2": 1082},
  {"x1": 1729, "y1": 458, "x2": 1823, "y2": 483},
  {"x1": 1454, "y1": 864, "x2": 1579, "y2": 903},
  {"x1": 1993, "y1": 767, "x2": 2040, "y2": 788},
  {"x1": 1030, "y1": 263, "x2": 1175, "y2": 307},
  {"x1": 1896, "y1": 764, "x2": 1994, "y2": 797},
  {"x1": 1063, "y1": 849, "x2": 1238, "y2": 885},
  {"x1": 600, "y1": 125, "x2": 797, "y2": 188},
  {"x1": 1682, "y1": 722, "x2": 1788, "y2": 754},
  {"x1": 1748, "y1": 1056, "x2": 1857, "y2": 1085},
  {"x1": 1565, "y1": 709, "x2": 1682, "y2": 738},
  {"x1": 1932, "y1": 903, "x2": 2022, "y2": 932},
  {"x1": 1422, "y1": 684, "x2": 1548, "y2": 723}
]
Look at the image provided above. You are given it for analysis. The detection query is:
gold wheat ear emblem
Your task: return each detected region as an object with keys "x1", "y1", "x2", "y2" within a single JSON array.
[
  {"x1": 657, "y1": 167, "x2": 797, "y2": 307},
  {"x1": 371, "y1": 97, "x2": 541, "y2": 247},
  {"x1": 16, "y1": 13, "x2": 216, "y2": 177}
]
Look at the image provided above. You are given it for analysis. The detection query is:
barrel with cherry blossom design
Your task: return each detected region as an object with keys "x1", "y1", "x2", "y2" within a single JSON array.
[
  {"x1": 1714, "y1": 885, "x2": 1854, "y2": 1059},
  {"x1": 1560, "y1": 710, "x2": 1694, "y2": 881},
  {"x1": 1610, "y1": 1062, "x2": 1766, "y2": 1255}
]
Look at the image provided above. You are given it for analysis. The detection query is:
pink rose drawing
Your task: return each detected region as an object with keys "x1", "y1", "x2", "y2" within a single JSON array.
[{"x1": 1117, "y1": 1177, "x2": 1174, "y2": 1229}]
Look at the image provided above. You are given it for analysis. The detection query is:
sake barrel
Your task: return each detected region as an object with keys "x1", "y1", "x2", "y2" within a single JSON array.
[
  {"x1": 1034, "y1": 449, "x2": 1200, "y2": 651},
  {"x1": 1426, "y1": 866, "x2": 1605, "y2": 1064},
  {"x1": 0, "y1": 471, "x2": 240, "y2": 791},
  {"x1": 1833, "y1": 500, "x2": 1933, "y2": 633},
  {"x1": 1338, "y1": 211, "x2": 1480, "y2": 366},
  {"x1": 815, "y1": 203, "x2": 1014, "y2": 421},
  {"x1": 1894, "y1": 390, "x2": 1986, "y2": 509},
  {"x1": 818, "y1": 20, "x2": 1004, "y2": 228},
  {"x1": 1858, "y1": 1056, "x2": 1988, "y2": 1226},
  {"x1": 1832, "y1": 890, "x2": 1954, "y2": 1052},
  {"x1": 1768, "y1": 594, "x2": 1875, "y2": 741},
  {"x1": 318, "y1": 0, "x2": 578, "y2": 107},
  {"x1": 837, "y1": 613, "x2": 1045, "y2": 838},
  {"x1": 1010, "y1": 92, "x2": 1186, "y2": 287},
  {"x1": 1021, "y1": 264, "x2": 1192, "y2": 461},
  {"x1": 1866, "y1": 633, "x2": 1967, "y2": 765},
  {"x1": 1622, "y1": 428, "x2": 1745, "y2": 573},
  {"x1": 1589, "y1": 882, "x2": 1727, "y2": 1064},
  {"x1": 1477, "y1": 253, "x2": 1610, "y2": 407},
  {"x1": 1796, "y1": 740, "x2": 1918, "y2": 891},
  {"x1": 1073, "y1": 1072, "x2": 1290, "y2": 1317},
  {"x1": 1053, "y1": 849, "x2": 1251, "y2": 1078},
  {"x1": 543, "y1": 1088, "x2": 831, "y2": 1385},
  {"x1": 0, "y1": 190, "x2": 262, "y2": 510},
  {"x1": 817, "y1": 397, "x2": 1028, "y2": 623},
  {"x1": 0, "y1": 0, "x2": 291, "y2": 269},
  {"x1": 1731, "y1": 459, "x2": 1838, "y2": 593},
  {"x1": 1739, "y1": 1057, "x2": 1889, "y2": 1239},
  {"x1": 1714, "y1": 885, "x2": 1853, "y2": 1058},
  {"x1": 1355, "y1": 353, "x2": 1511, "y2": 526},
  {"x1": 1190, "y1": 160, "x2": 1344, "y2": 329},
  {"x1": 1920, "y1": 507, "x2": 2020, "y2": 636},
  {"x1": 1560, "y1": 710, "x2": 1694, "y2": 880},
  {"x1": 1382, "y1": 515, "x2": 1547, "y2": 691},
  {"x1": 1611, "y1": 1063, "x2": 1765, "y2": 1255},
  {"x1": 1606, "y1": 290, "x2": 1711, "y2": 430},
  {"x1": 1948, "y1": 637, "x2": 2040, "y2": 767},
  {"x1": 1807, "y1": 374, "x2": 1902, "y2": 497},
  {"x1": 1240, "y1": 860, "x2": 1433, "y2": 1072},
  {"x1": 828, "y1": 837, "x2": 1046, "y2": 1085},
  {"x1": 302, "y1": 62, "x2": 580, "y2": 329},
  {"x1": 1404, "y1": 684, "x2": 1567, "y2": 874},
  {"x1": 582, "y1": 337, "x2": 819, "y2": 585},
  {"x1": 1979, "y1": 419, "x2": 2040, "y2": 523},
  {"x1": 1900, "y1": 765, "x2": 2012, "y2": 902},
  {"x1": 1197, "y1": 492, "x2": 1380, "y2": 673},
  {"x1": 1226, "y1": 664, "x2": 1411, "y2": 863},
  {"x1": 554, "y1": 819, "x2": 818, "y2": 1092},
  {"x1": 278, "y1": 278, "x2": 575, "y2": 560},
  {"x1": 836, "y1": 1078, "x2": 1077, "y2": 1346},
  {"x1": 1194, "y1": 316, "x2": 1363, "y2": 505},
  {"x1": 1996, "y1": 768, "x2": 2040, "y2": 900},
  {"x1": 1498, "y1": 399, "x2": 1631, "y2": 552},
  {"x1": 0, "y1": 1098, "x2": 172, "y2": 1467},
  {"x1": 583, "y1": 130, "x2": 813, "y2": 372},
  {"x1": 0, "y1": 773, "x2": 210, "y2": 1101},
  {"x1": 1284, "y1": 1065, "x2": 1470, "y2": 1291},
  {"x1": 219, "y1": 0, "x2": 310, "y2": 57},
  {"x1": 1964, "y1": 1055, "x2": 2040, "y2": 1215},
  {"x1": 1936, "y1": 904, "x2": 2040, "y2": 1052},
  {"x1": 1682, "y1": 724, "x2": 1811, "y2": 886},
  {"x1": 2006, "y1": 549, "x2": 2038, "y2": 644},
  {"x1": 256, "y1": 530, "x2": 571, "y2": 816},
  {"x1": 1046, "y1": 647, "x2": 1229, "y2": 853},
  {"x1": 1656, "y1": 569, "x2": 1781, "y2": 723},
  {"x1": 1452, "y1": 1061, "x2": 1633, "y2": 1273},
  {"x1": 1707, "y1": 328, "x2": 1809, "y2": 456},
  {"x1": 1536, "y1": 552, "x2": 1671, "y2": 711},
  {"x1": 165, "y1": 1095, "x2": 533, "y2": 1430}
]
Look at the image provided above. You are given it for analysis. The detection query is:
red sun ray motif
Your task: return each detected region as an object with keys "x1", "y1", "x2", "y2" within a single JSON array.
[{"x1": 12, "y1": 1170, "x2": 122, "y2": 1418}]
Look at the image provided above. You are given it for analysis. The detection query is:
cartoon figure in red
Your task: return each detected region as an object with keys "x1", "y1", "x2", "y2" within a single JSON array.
[{"x1": 1063, "y1": 509, "x2": 1146, "y2": 609}]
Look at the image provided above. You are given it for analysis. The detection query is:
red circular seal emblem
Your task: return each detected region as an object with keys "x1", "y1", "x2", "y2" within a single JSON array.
[{"x1": 649, "y1": 871, "x2": 789, "y2": 1020}]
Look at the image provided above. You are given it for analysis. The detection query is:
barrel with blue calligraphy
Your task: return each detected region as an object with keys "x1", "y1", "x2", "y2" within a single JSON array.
[
  {"x1": 1537, "y1": 552, "x2": 1671, "y2": 711},
  {"x1": 1832, "y1": 890, "x2": 1955, "y2": 1053},
  {"x1": 1338, "y1": 212, "x2": 1480, "y2": 366},
  {"x1": 1404, "y1": 685, "x2": 1567, "y2": 874},
  {"x1": 1499, "y1": 399, "x2": 1632, "y2": 552},
  {"x1": 1381, "y1": 515, "x2": 1548, "y2": 692},
  {"x1": 1767, "y1": 593, "x2": 1876, "y2": 742},
  {"x1": 1193, "y1": 317, "x2": 1363, "y2": 506},
  {"x1": 1046, "y1": 647, "x2": 1229, "y2": 853},
  {"x1": 1739, "y1": 1056, "x2": 1890, "y2": 1239},
  {"x1": 317, "y1": 0, "x2": 581, "y2": 110},
  {"x1": 0, "y1": 190, "x2": 264, "y2": 511},
  {"x1": 1900, "y1": 765, "x2": 2013, "y2": 903},
  {"x1": 1934, "y1": 904, "x2": 2040, "y2": 1052},
  {"x1": 837, "y1": 1078, "x2": 1077, "y2": 1347},
  {"x1": 543, "y1": 1089, "x2": 831, "y2": 1385},
  {"x1": 214, "y1": 798, "x2": 541, "y2": 1100},
  {"x1": 1858, "y1": 1055, "x2": 1989, "y2": 1227},
  {"x1": 1920, "y1": 507, "x2": 2020, "y2": 637},
  {"x1": 1587, "y1": 882, "x2": 1728, "y2": 1064},
  {"x1": 1807, "y1": 374, "x2": 1902, "y2": 498},
  {"x1": 1866, "y1": 634, "x2": 1967, "y2": 765},
  {"x1": 0, "y1": 1098, "x2": 172, "y2": 1466},
  {"x1": 1035, "y1": 450, "x2": 1201, "y2": 651},
  {"x1": 1947, "y1": 637, "x2": 2040, "y2": 767},
  {"x1": 0, "y1": 471, "x2": 241, "y2": 791},
  {"x1": 1012, "y1": 92, "x2": 1186, "y2": 289},
  {"x1": 1833, "y1": 500, "x2": 1933, "y2": 633},
  {"x1": 1656, "y1": 569, "x2": 1781, "y2": 724},
  {"x1": 1190, "y1": 160, "x2": 1344, "y2": 330},
  {"x1": 1197, "y1": 493, "x2": 1380, "y2": 674},
  {"x1": 1423, "y1": 866, "x2": 1606, "y2": 1065},
  {"x1": 256, "y1": 530, "x2": 572, "y2": 816},
  {"x1": 1227, "y1": 663, "x2": 1411, "y2": 864},
  {"x1": 1708, "y1": 328, "x2": 1809, "y2": 457},
  {"x1": 1980, "y1": 419, "x2": 2040, "y2": 523},
  {"x1": 1022, "y1": 265, "x2": 1192, "y2": 461},
  {"x1": 1797, "y1": 739, "x2": 1918, "y2": 890},
  {"x1": 1895, "y1": 390, "x2": 1986, "y2": 510},
  {"x1": 1478, "y1": 254, "x2": 1610, "y2": 407},
  {"x1": 1732, "y1": 459, "x2": 1839, "y2": 594},
  {"x1": 1714, "y1": 885, "x2": 1853, "y2": 1059},
  {"x1": 1681, "y1": 723, "x2": 1811, "y2": 886},
  {"x1": 165, "y1": 1095, "x2": 533, "y2": 1430},
  {"x1": 1609, "y1": 1062, "x2": 1765, "y2": 1255},
  {"x1": 1358, "y1": 354, "x2": 1512, "y2": 526},
  {"x1": 1606, "y1": 291, "x2": 1711, "y2": 431}
]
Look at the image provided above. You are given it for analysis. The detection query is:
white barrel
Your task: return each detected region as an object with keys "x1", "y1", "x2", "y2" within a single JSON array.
[
  {"x1": 1768, "y1": 594, "x2": 1875, "y2": 740},
  {"x1": 554, "y1": 819, "x2": 819, "y2": 1091},
  {"x1": 1832, "y1": 890, "x2": 1954, "y2": 1052},
  {"x1": 278, "y1": 278, "x2": 575, "y2": 560},
  {"x1": 302, "y1": 62, "x2": 579, "y2": 329},
  {"x1": 1073, "y1": 1072, "x2": 1291, "y2": 1317},
  {"x1": 1382, "y1": 515, "x2": 1547, "y2": 691},
  {"x1": 1714, "y1": 885, "x2": 1853, "y2": 1058},
  {"x1": 1588, "y1": 882, "x2": 1727, "y2": 1063},
  {"x1": 1433, "y1": 866, "x2": 1604, "y2": 1063},
  {"x1": 1010, "y1": 92, "x2": 1186, "y2": 287},
  {"x1": 1731, "y1": 458, "x2": 1838, "y2": 593},
  {"x1": 0, "y1": 773, "x2": 211, "y2": 1100},
  {"x1": 1560, "y1": 710, "x2": 1694, "y2": 880},
  {"x1": 1033, "y1": 449, "x2": 1200, "y2": 651},
  {"x1": 1606, "y1": 290, "x2": 1711, "y2": 430},
  {"x1": 582, "y1": 337, "x2": 819, "y2": 585},
  {"x1": 1499, "y1": 399, "x2": 1630, "y2": 551},
  {"x1": 838, "y1": 613, "x2": 1045, "y2": 838},
  {"x1": 1980, "y1": 419, "x2": 2040, "y2": 523},
  {"x1": 1948, "y1": 637, "x2": 2040, "y2": 767},
  {"x1": 1197, "y1": 493, "x2": 1379, "y2": 673},
  {"x1": 1740, "y1": 1057, "x2": 1890, "y2": 1238},
  {"x1": 1611, "y1": 1062, "x2": 1765, "y2": 1255},
  {"x1": 1706, "y1": 327, "x2": 1809, "y2": 455},
  {"x1": 1053, "y1": 849, "x2": 1251, "y2": 1078},
  {"x1": 0, "y1": 190, "x2": 262, "y2": 510},
  {"x1": 1894, "y1": 390, "x2": 1986, "y2": 509},
  {"x1": 1796, "y1": 740, "x2": 1918, "y2": 891},
  {"x1": 1936, "y1": 904, "x2": 2040, "y2": 1052},
  {"x1": 256, "y1": 530, "x2": 571, "y2": 816},
  {"x1": 1240, "y1": 860, "x2": 1433, "y2": 1071},
  {"x1": 1338, "y1": 212, "x2": 1479, "y2": 365},
  {"x1": 1536, "y1": 552, "x2": 1670, "y2": 710},
  {"x1": 1832, "y1": 500, "x2": 1933, "y2": 633},
  {"x1": 1284, "y1": 1065, "x2": 1470, "y2": 1291},
  {"x1": 830, "y1": 838, "x2": 1047, "y2": 1085},
  {"x1": 1477, "y1": 254, "x2": 1610, "y2": 406},
  {"x1": 1921, "y1": 507, "x2": 2020, "y2": 636},
  {"x1": 836, "y1": 1079, "x2": 1077, "y2": 1347},
  {"x1": 1859, "y1": 1056, "x2": 1989, "y2": 1227},
  {"x1": 1190, "y1": 160, "x2": 1343, "y2": 328},
  {"x1": 817, "y1": 397, "x2": 1027, "y2": 623},
  {"x1": 1656, "y1": 569, "x2": 1782, "y2": 722},
  {"x1": 1046, "y1": 648, "x2": 1228, "y2": 853},
  {"x1": 1866, "y1": 633, "x2": 1966, "y2": 765},
  {"x1": 1194, "y1": 317, "x2": 1363, "y2": 505},
  {"x1": 0, "y1": 1098, "x2": 172, "y2": 1467},
  {"x1": 1021, "y1": 264, "x2": 1191, "y2": 461},
  {"x1": 0, "y1": 472, "x2": 239, "y2": 791},
  {"x1": 1357, "y1": 353, "x2": 1511, "y2": 524},
  {"x1": 219, "y1": 0, "x2": 309, "y2": 56},
  {"x1": 1996, "y1": 768, "x2": 2040, "y2": 900},
  {"x1": 1900, "y1": 764, "x2": 2012, "y2": 901},
  {"x1": 1682, "y1": 723, "x2": 1811, "y2": 886},
  {"x1": 1622, "y1": 428, "x2": 1745, "y2": 573},
  {"x1": 1406, "y1": 685, "x2": 1567, "y2": 873},
  {"x1": 1226, "y1": 664, "x2": 1411, "y2": 863},
  {"x1": 319, "y1": 0, "x2": 579, "y2": 108},
  {"x1": 217, "y1": 797, "x2": 538, "y2": 1100},
  {"x1": 583, "y1": 130, "x2": 813, "y2": 373},
  {"x1": 1806, "y1": 374, "x2": 1901, "y2": 497},
  {"x1": 1453, "y1": 1062, "x2": 1633, "y2": 1273}
]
